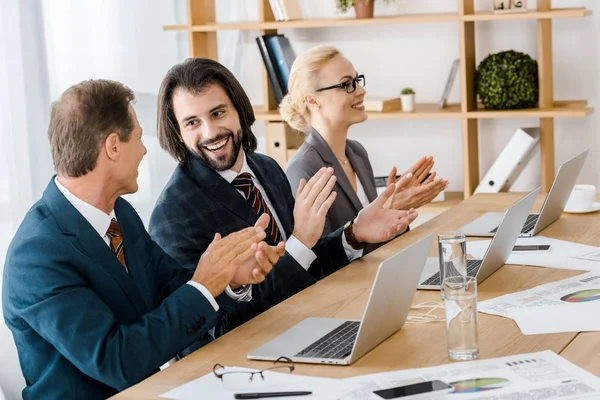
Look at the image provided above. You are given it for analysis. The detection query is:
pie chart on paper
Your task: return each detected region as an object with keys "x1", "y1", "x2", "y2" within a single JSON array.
[
  {"x1": 561, "y1": 289, "x2": 600, "y2": 303},
  {"x1": 449, "y1": 377, "x2": 510, "y2": 393}
]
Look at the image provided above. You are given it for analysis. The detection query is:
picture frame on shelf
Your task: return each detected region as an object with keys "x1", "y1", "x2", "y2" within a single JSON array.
[
  {"x1": 493, "y1": 0, "x2": 528, "y2": 14},
  {"x1": 439, "y1": 58, "x2": 460, "y2": 109}
]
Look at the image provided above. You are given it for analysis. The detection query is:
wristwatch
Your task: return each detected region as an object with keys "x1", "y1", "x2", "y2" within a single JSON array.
[
  {"x1": 232, "y1": 284, "x2": 247, "y2": 294},
  {"x1": 344, "y1": 219, "x2": 367, "y2": 250}
]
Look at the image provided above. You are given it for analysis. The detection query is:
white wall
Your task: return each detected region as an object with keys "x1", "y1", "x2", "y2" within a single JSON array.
[{"x1": 40, "y1": 0, "x2": 598, "y2": 226}]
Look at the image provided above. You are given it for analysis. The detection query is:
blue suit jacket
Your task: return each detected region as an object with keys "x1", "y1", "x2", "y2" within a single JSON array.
[
  {"x1": 149, "y1": 152, "x2": 350, "y2": 334},
  {"x1": 2, "y1": 179, "x2": 222, "y2": 399}
]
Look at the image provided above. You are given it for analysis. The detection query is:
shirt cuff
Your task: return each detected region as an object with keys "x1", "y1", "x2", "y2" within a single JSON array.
[
  {"x1": 225, "y1": 284, "x2": 253, "y2": 302},
  {"x1": 342, "y1": 230, "x2": 364, "y2": 262},
  {"x1": 186, "y1": 281, "x2": 219, "y2": 311},
  {"x1": 286, "y1": 235, "x2": 317, "y2": 271}
]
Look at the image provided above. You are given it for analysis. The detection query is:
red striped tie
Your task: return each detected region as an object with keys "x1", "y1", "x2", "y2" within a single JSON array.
[
  {"x1": 106, "y1": 218, "x2": 128, "y2": 271},
  {"x1": 231, "y1": 173, "x2": 283, "y2": 245}
]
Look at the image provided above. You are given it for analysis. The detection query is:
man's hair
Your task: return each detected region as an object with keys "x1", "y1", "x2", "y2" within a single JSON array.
[
  {"x1": 157, "y1": 58, "x2": 257, "y2": 165},
  {"x1": 48, "y1": 79, "x2": 135, "y2": 177}
]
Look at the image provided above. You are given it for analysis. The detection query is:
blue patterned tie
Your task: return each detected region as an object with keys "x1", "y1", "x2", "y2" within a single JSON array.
[{"x1": 231, "y1": 173, "x2": 283, "y2": 245}]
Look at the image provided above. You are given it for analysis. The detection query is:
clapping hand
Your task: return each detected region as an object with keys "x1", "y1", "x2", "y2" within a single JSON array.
[
  {"x1": 229, "y1": 214, "x2": 286, "y2": 289},
  {"x1": 352, "y1": 184, "x2": 419, "y2": 244},
  {"x1": 385, "y1": 156, "x2": 448, "y2": 211},
  {"x1": 292, "y1": 167, "x2": 337, "y2": 249}
]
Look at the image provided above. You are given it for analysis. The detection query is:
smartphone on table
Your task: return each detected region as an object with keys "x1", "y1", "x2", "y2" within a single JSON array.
[
  {"x1": 373, "y1": 380, "x2": 453, "y2": 399},
  {"x1": 512, "y1": 244, "x2": 551, "y2": 252}
]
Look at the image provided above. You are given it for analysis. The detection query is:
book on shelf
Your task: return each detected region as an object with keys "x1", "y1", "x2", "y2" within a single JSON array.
[
  {"x1": 269, "y1": 0, "x2": 303, "y2": 21},
  {"x1": 267, "y1": 35, "x2": 296, "y2": 90},
  {"x1": 256, "y1": 34, "x2": 297, "y2": 105},
  {"x1": 268, "y1": 0, "x2": 284, "y2": 21},
  {"x1": 363, "y1": 97, "x2": 402, "y2": 112},
  {"x1": 256, "y1": 35, "x2": 285, "y2": 103}
]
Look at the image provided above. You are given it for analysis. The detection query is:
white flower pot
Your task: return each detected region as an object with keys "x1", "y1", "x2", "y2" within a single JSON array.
[{"x1": 401, "y1": 94, "x2": 415, "y2": 112}]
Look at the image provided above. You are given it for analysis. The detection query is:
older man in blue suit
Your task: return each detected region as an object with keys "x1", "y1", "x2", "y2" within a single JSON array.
[
  {"x1": 2, "y1": 79, "x2": 285, "y2": 399},
  {"x1": 149, "y1": 58, "x2": 418, "y2": 335}
]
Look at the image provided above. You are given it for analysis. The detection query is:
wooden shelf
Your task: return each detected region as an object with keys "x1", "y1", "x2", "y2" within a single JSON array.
[
  {"x1": 462, "y1": 7, "x2": 591, "y2": 21},
  {"x1": 254, "y1": 100, "x2": 594, "y2": 121},
  {"x1": 163, "y1": 8, "x2": 590, "y2": 32},
  {"x1": 468, "y1": 100, "x2": 594, "y2": 119}
]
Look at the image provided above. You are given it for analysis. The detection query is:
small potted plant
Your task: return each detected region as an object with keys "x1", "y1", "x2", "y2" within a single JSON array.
[
  {"x1": 400, "y1": 87, "x2": 416, "y2": 112},
  {"x1": 335, "y1": 0, "x2": 395, "y2": 19}
]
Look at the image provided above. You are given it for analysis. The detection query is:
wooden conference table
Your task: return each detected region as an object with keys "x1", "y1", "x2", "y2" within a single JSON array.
[{"x1": 115, "y1": 193, "x2": 600, "y2": 399}]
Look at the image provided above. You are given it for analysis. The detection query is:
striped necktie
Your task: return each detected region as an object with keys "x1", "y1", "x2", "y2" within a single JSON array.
[
  {"x1": 106, "y1": 218, "x2": 128, "y2": 271},
  {"x1": 231, "y1": 173, "x2": 283, "y2": 245}
]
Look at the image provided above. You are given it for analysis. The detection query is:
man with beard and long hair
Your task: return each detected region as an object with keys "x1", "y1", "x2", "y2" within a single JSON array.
[{"x1": 149, "y1": 58, "x2": 418, "y2": 346}]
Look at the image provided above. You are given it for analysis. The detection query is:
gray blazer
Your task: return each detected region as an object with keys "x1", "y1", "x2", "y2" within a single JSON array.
[{"x1": 285, "y1": 128, "x2": 378, "y2": 236}]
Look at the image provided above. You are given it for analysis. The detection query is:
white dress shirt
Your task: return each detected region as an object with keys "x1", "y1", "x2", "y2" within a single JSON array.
[
  {"x1": 54, "y1": 178, "x2": 221, "y2": 312},
  {"x1": 355, "y1": 176, "x2": 371, "y2": 208}
]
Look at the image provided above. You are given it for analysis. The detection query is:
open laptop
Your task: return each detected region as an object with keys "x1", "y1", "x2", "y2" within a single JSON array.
[
  {"x1": 247, "y1": 233, "x2": 434, "y2": 366},
  {"x1": 461, "y1": 149, "x2": 589, "y2": 237},
  {"x1": 418, "y1": 187, "x2": 540, "y2": 290}
]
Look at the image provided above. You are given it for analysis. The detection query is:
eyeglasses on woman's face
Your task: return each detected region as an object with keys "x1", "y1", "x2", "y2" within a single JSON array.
[{"x1": 315, "y1": 74, "x2": 366, "y2": 94}]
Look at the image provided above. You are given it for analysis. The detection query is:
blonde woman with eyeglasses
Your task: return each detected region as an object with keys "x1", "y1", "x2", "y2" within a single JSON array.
[{"x1": 282, "y1": 45, "x2": 448, "y2": 242}]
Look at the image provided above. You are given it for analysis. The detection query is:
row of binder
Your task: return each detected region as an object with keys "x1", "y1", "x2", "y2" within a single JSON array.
[{"x1": 255, "y1": 34, "x2": 297, "y2": 104}]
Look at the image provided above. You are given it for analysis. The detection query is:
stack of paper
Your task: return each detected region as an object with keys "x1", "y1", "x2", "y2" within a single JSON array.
[
  {"x1": 479, "y1": 271, "x2": 600, "y2": 335},
  {"x1": 465, "y1": 236, "x2": 600, "y2": 272},
  {"x1": 337, "y1": 351, "x2": 600, "y2": 400}
]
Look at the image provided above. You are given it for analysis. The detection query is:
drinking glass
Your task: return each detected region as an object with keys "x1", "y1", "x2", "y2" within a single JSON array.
[{"x1": 442, "y1": 276, "x2": 479, "y2": 361}]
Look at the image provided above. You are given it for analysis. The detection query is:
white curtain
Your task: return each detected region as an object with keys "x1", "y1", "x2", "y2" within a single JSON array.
[
  {"x1": 0, "y1": 0, "x2": 53, "y2": 301},
  {"x1": 0, "y1": 1, "x2": 250, "y2": 397},
  {"x1": 0, "y1": 2, "x2": 50, "y2": 398}
]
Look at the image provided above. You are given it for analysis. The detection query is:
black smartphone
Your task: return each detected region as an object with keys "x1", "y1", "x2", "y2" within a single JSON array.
[
  {"x1": 512, "y1": 244, "x2": 551, "y2": 252},
  {"x1": 373, "y1": 380, "x2": 453, "y2": 399}
]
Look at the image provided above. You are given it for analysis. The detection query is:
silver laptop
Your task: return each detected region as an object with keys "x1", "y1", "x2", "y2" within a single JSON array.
[
  {"x1": 247, "y1": 234, "x2": 434, "y2": 366},
  {"x1": 461, "y1": 149, "x2": 589, "y2": 237},
  {"x1": 418, "y1": 188, "x2": 540, "y2": 290}
]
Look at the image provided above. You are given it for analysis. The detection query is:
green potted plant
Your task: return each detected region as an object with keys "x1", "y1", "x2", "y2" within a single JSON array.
[
  {"x1": 475, "y1": 50, "x2": 539, "y2": 110},
  {"x1": 336, "y1": 0, "x2": 395, "y2": 19},
  {"x1": 400, "y1": 87, "x2": 415, "y2": 112}
]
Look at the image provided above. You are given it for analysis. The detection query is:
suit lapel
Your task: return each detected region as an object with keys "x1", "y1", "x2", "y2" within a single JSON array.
[
  {"x1": 115, "y1": 201, "x2": 154, "y2": 313},
  {"x1": 73, "y1": 223, "x2": 147, "y2": 316},
  {"x1": 306, "y1": 129, "x2": 363, "y2": 214},
  {"x1": 346, "y1": 145, "x2": 377, "y2": 203},
  {"x1": 247, "y1": 154, "x2": 293, "y2": 236},
  {"x1": 187, "y1": 156, "x2": 257, "y2": 226},
  {"x1": 43, "y1": 179, "x2": 147, "y2": 316}
]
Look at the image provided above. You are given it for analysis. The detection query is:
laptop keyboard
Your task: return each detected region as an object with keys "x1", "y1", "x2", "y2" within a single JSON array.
[
  {"x1": 420, "y1": 259, "x2": 483, "y2": 286},
  {"x1": 294, "y1": 321, "x2": 360, "y2": 360},
  {"x1": 489, "y1": 214, "x2": 538, "y2": 235}
]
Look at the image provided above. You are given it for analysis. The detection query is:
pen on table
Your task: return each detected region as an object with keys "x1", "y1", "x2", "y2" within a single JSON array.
[{"x1": 234, "y1": 391, "x2": 312, "y2": 399}]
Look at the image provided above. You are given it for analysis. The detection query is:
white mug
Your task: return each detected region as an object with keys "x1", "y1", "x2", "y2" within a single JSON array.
[{"x1": 565, "y1": 184, "x2": 596, "y2": 211}]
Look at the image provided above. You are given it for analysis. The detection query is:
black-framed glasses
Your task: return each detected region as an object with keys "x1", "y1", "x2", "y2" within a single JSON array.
[
  {"x1": 213, "y1": 356, "x2": 295, "y2": 390},
  {"x1": 315, "y1": 74, "x2": 366, "y2": 94}
]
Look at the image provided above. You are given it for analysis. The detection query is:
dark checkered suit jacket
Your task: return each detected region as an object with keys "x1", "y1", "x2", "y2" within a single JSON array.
[{"x1": 149, "y1": 152, "x2": 350, "y2": 336}]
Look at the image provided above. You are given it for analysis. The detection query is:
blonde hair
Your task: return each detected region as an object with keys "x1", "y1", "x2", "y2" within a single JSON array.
[{"x1": 279, "y1": 45, "x2": 341, "y2": 132}]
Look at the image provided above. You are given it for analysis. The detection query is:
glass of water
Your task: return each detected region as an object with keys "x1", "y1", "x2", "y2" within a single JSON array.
[
  {"x1": 437, "y1": 231, "x2": 467, "y2": 286},
  {"x1": 442, "y1": 276, "x2": 479, "y2": 361}
]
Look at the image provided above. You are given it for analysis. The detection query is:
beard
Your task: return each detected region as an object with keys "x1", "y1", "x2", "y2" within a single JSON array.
[{"x1": 192, "y1": 129, "x2": 243, "y2": 171}]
